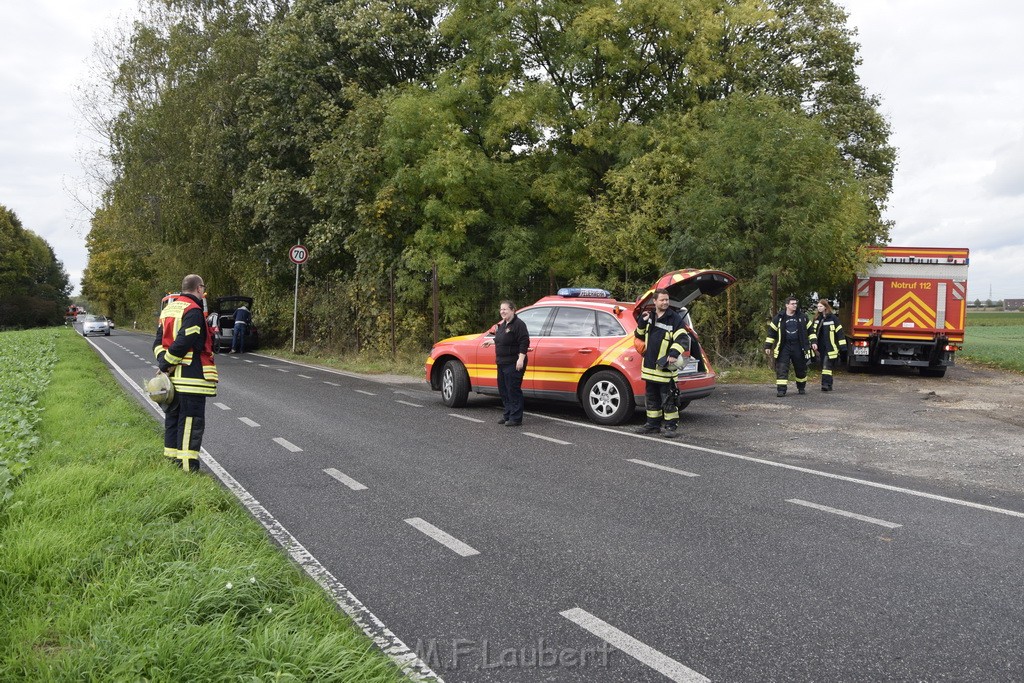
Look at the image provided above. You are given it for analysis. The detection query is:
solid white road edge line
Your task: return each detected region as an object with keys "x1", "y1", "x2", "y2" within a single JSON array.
[
  {"x1": 83, "y1": 338, "x2": 443, "y2": 682},
  {"x1": 238, "y1": 417, "x2": 261, "y2": 428},
  {"x1": 396, "y1": 400, "x2": 424, "y2": 408},
  {"x1": 523, "y1": 432, "x2": 572, "y2": 445},
  {"x1": 273, "y1": 437, "x2": 303, "y2": 452},
  {"x1": 449, "y1": 414, "x2": 484, "y2": 423},
  {"x1": 527, "y1": 413, "x2": 1024, "y2": 520},
  {"x1": 324, "y1": 468, "x2": 368, "y2": 491},
  {"x1": 786, "y1": 499, "x2": 902, "y2": 529},
  {"x1": 404, "y1": 518, "x2": 480, "y2": 557},
  {"x1": 628, "y1": 459, "x2": 699, "y2": 478},
  {"x1": 560, "y1": 608, "x2": 709, "y2": 683}
]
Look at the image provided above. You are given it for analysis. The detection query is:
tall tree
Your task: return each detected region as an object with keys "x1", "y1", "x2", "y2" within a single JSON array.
[{"x1": 0, "y1": 205, "x2": 72, "y2": 328}]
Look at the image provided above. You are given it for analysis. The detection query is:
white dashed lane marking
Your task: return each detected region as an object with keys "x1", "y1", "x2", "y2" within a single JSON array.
[
  {"x1": 786, "y1": 499, "x2": 902, "y2": 529},
  {"x1": 324, "y1": 468, "x2": 368, "y2": 491},
  {"x1": 404, "y1": 518, "x2": 480, "y2": 557},
  {"x1": 355, "y1": 389, "x2": 377, "y2": 396},
  {"x1": 628, "y1": 459, "x2": 699, "y2": 478},
  {"x1": 523, "y1": 432, "x2": 572, "y2": 446},
  {"x1": 449, "y1": 414, "x2": 483, "y2": 423},
  {"x1": 298, "y1": 374, "x2": 312, "y2": 379},
  {"x1": 276, "y1": 368, "x2": 289, "y2": 373},
  {"x1": 324, "y1": 381, "x2": 341, "y2": 386},
  {"x1": 561, "y1": 608, "x2": 709, "y2": 683},
  {"x1": 396, "y1": 400, "x2": 423, "y2": 408},
  {"x1": 214, "y1": 402, "x2": 231, "y2": 411},
  {"x1": 238, "y1": 417, "x2": 260, "y2": 427},
  {"x1": 273, "y1": 437, "x2": 303, "y2": 453}
]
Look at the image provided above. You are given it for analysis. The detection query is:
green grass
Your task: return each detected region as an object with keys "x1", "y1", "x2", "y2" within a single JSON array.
[
  {"x1": 966, "y1": 310, "x2": 1024, "y2": 326},
  {"x1": 0, "y1": 327, "x2": 411, "y2": 681},
  {"x1": 961, "y1": 311, "x2": 1024, "y2": 372}
]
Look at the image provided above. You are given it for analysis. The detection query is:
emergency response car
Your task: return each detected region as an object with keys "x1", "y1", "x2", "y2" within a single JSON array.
[{"x1": 425, "y1": 269, "x2": 736, "y2": 425}]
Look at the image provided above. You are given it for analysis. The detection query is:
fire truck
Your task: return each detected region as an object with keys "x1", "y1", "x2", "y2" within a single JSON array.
[{"x1": 845, "y1": 246, "x2": 969, "y2": 377}]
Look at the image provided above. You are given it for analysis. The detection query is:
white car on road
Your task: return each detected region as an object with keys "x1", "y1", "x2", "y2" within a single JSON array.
[{"x1": 81, "y1": 315, "x2": 111, "y2": 336}]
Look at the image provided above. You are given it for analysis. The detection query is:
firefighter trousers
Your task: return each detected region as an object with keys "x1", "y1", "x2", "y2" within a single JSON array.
[
  {"x1": 821, "y1": 355, "x2": 837, "y2": 390},
  {"x1": 775, "y1": 344, "x2": 808, "y2": 394},
  {"x1": 644, "y1": 380, "x2": 679, "y2": 427},
  {"x1": 163, "y1": 393, "x2": 206, "y2": 472}
]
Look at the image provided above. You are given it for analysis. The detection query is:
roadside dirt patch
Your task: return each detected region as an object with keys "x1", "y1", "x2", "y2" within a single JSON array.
[{"x1": 691, "y1": 361, "x2": 1024, "y2": 496}]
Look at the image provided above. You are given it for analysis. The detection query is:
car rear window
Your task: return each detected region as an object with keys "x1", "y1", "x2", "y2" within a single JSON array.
[
  {"x1": 595, "y1": 311, "x2": 626, "y2": 337},
  {"x1": 548, "y1": 307, "x2": 597, "y2": 337}
]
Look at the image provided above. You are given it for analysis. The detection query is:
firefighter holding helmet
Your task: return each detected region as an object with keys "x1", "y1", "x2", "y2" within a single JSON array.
[
  {"x1": 633, "y1": 288, "x2": 690, "y2": 438},
  {"x1": 764, "y1": 296, "x2": 817, "y2": 397},
  {"x1": 153, "y1": 274, "x2": 218, "y2": 471}
]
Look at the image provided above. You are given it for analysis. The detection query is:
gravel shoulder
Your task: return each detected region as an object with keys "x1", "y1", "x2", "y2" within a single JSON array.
[{"x1": 700, "y1": 361, "x2": 1024, "y2": 499}]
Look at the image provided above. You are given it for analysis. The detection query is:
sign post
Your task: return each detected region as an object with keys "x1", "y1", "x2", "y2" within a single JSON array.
[{"x1": 288, "y1": 242, "x2": 309, "y2": 352}]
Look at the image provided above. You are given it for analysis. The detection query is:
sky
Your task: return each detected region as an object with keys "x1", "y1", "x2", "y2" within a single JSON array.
[{"x1": 1, "y1": 0, "x2": 1022, "y2": 302}]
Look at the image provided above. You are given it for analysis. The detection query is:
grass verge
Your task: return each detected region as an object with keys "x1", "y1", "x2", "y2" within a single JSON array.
[{"x1": 0, "y1": 327, "x2": 410, "y2": 681}]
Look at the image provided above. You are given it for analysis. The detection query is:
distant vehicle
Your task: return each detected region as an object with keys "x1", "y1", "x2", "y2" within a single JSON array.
[
  {"x1": 81, "y1": 315, "x2": 111, "y2": 337},
  {"x1": 845, "y1": 246, "x2": 969, "y2": 377},
  {"x1": 425, "y1": 269, "x2": 736, "y2": 425},
  {"x1": 209, "y1": 296, "x2": 259, "y2": 352}
]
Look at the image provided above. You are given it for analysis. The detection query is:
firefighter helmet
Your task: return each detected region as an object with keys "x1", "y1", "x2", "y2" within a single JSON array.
[{"x1": 145, "y1": 373, "x2": 174, "y2": 404}]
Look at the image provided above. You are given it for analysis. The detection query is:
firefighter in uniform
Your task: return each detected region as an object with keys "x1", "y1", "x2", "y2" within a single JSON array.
[
  {"x1": 153, "y1": 274, "x2": 218, "y2": 471},
  {"x1": 764, "y1": 296, "x2": 817, "y2": 397},
  {"x1": 634, "y1": 288, "x2": 690, "y2": 438},
  {"x1": 813, "y1": 299, "x2": 847, "y2": 391}
]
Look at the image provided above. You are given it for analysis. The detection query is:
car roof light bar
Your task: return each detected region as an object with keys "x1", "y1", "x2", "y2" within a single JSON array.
[{"x1": 557, "y1": 287, "x2": 612, "y2": 298}]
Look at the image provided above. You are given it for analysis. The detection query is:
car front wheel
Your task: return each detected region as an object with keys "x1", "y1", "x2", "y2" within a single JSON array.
[
  {"x1": 582, "y1": 370, "x2": 635, "y2": 425},
  {"x1": 440, "y1": 359, "x2": 470, "y2": 407}
]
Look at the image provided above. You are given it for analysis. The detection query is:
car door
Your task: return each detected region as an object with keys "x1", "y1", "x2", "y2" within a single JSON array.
[
  {"x1": 527, "y1": 306, "x2": 603, "y2": 400},
  {"x1": 475, "y1": 306, "x2": 551, "y2": 395}
]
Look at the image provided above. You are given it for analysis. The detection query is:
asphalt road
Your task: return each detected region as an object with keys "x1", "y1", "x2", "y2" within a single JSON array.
[{"x1": 85, "y1": 329, "x2": 1024, "y2": 682}]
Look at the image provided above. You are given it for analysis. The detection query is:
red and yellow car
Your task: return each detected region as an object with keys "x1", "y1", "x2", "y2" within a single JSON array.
[{"x1": 425, "y1": 269, "x2": 736, "y2": 424}]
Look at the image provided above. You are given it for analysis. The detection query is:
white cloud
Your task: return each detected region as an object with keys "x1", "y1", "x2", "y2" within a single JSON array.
[
  {"x1": 839, "y1": 0, "x2": 1024, "y2": 300},
  {"x1": 0, "y1": 0, "x2": 136, "y2": 295}
]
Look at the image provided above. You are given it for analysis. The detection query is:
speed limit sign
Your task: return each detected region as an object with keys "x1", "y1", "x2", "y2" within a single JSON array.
[{"x1": 288, "y1": 244, "x2": 309, "y2": 264}]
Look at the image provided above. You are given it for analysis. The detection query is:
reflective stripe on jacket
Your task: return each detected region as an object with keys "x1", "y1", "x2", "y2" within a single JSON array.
[
  {"x1": 765, "y1": 310, "x2": 817, "y2": 359},
  {"x1": 635, "y1": 308, "x2": 690, "y2": 383},
  {"x1": 814, "y1": 313, "x2": 847, "y2": 359},
  {"x1": 153, "y1": 293, "x2": 218, "y2": 395}
]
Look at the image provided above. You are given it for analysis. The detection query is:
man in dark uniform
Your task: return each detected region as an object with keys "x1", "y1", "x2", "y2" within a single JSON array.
[
  {"x1": 765, "y1": 296, "x2": 817, "y2": 397},
  {"x1": 230, "y1": 303, "x2": 251, "y2": 354}
]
